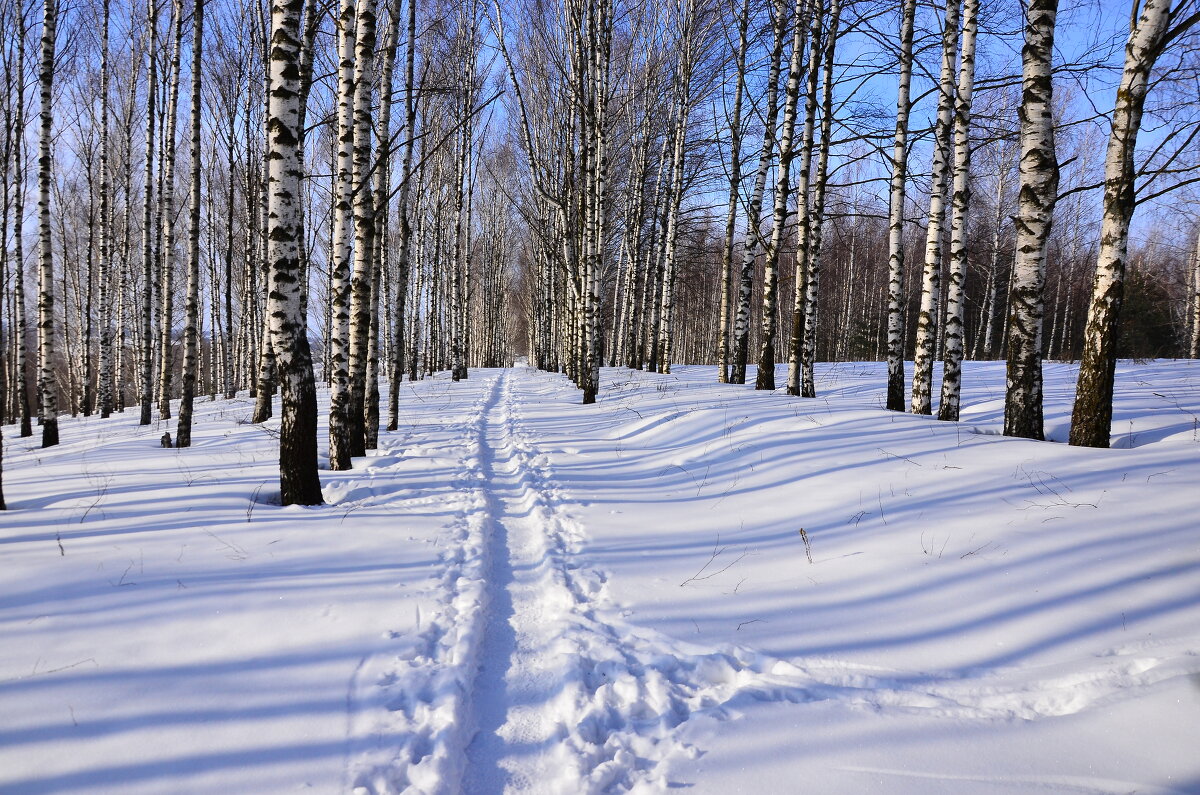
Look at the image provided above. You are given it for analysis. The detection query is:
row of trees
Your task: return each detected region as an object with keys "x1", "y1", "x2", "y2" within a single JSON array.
[
  {"x1": 505, "y1": 0, "x2": 1199, "y2": 442},
  {"x1": 1, "y1": 0, "x2": 1198, "y2": 506}
]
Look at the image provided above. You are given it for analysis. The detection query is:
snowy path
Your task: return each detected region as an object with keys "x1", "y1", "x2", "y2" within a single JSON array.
[
  {"x1": 460, "y1": 371, "x2": 579, "y2": 790},
  {"x1": 4, "y1": 361, "x2": 1199, "y2": 794},
  {"x1": 345, "y1": 365, "x2": 1200, "y2": 794}
]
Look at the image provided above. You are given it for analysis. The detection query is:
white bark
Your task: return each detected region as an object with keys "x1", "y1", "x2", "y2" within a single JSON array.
[
  {"x1": 1191, "y1": 224, "x2": 1200, "y2": 358},
  {"x1": 885, "y1": 0, "x2": 917, "y2": 411},
  {"x1": 716, "y1": 0, "x2": 750, "y2": 383},
  {"x1": 175, "y1": 0, "x2": 202, "y2": 448},
  {"x1": 755, "y1": 0, "x2": 808, "y2": 392},
  {"x1": 938, "y1": 0, "x2": 978, "y2": 422},
  {"x1": 97, "y1": 0, "x2": 113, "y2": 419},
  {"x1": 138, "y1": 0, "x2": 158, "y2": 426},
  {"x1": 157, "y1": 0, "x2": 183, "y2": 420},
  {"x1": 13, "y1": 9, "x2": 32, "y2": 436},
  {"x1": 1004, "y1": 0, "x2": 1059, "y2": 440},
  {"x1": 656, "y1": 0, "x2": 696, "y2": 376},
  {"x1": 36, "y1": 0, "x2": 58, "y2": 447},
  {"x1": 796, "y1": 0, "x2": 840, "y2": 399},
  {"x1": 347, "y1": 0, "x2": 377, "y2": 452},
  {"x1": 266, "y1": 0, "x2": 323, "y2": 505},
  {"x1": 327, "y1": 0, "x2": 357, "y2": 470},
  {"x1": 910, "y1": 0, "x2": 960, "y2": 415},
  {"x1": 1069, "y1": 0, "x2": 1194, "y2": 447},
  {"x1": 730, "y1": 0, "x2": 787, "y2": 385}
]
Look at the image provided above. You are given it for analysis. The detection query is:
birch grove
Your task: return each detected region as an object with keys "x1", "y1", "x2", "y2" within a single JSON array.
[{"x1": 1, "y1": 0, "x2": 1199, "y2": 508}]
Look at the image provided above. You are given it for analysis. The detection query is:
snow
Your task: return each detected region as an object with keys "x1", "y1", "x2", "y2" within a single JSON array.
[{"x1": 2, "y1": 360, "x2": 1199, "y2": 794}]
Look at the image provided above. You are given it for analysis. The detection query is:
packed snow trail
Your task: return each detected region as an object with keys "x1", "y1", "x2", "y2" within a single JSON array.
[
  {"x1": 346, "y1": 365, "x2": 1200, "y2": 794},
  {"x1": 3, "y1": 362, "x2": 1199, "y2": 793},
  {"x1": 350, "y1": 369, "x2": 740, "y2": 793},
  {"x1": 459, "y1": 370, "x2": 583, "y2": 790}
]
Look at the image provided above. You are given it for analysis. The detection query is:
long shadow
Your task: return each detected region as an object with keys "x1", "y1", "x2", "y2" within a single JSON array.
[{"x1": 462, "y1": 375, "x2": 521, "y2": 793}]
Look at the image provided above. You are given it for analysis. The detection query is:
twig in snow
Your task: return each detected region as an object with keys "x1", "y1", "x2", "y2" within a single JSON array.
[
  {"x1": 799, "y1": 528, "x2": 813, "y2": 564},
  {"x1": 26, "y1": 658, "x2": 98, "y2": 680},
  {"x1": 736, "y1": 619, "x2": 764, "y2": 631},
  {"x1": 78, "y1": 474, "x2": 112, "y2": 524},
  {"x1": 879, "y1": 448, "x2": 921, "y2": 466},
  {"x1": 205, "y1": 530, "x2": 248, "y2": 560},
  {"x1": 247, "y1": 484, "x2": 265, "y2": 522},
  {"x1": 109, "y1": 560, "x2": 137, "y2": 587},
  {"x1": 960, "y1": 541, "x2": 997, "y2": 559},
  {"x1": 679, "y1": 531, "x2": 750, "y2": 586},
  {"x1": 56, "y1": 532, "x2": 65, "y2": 556}
]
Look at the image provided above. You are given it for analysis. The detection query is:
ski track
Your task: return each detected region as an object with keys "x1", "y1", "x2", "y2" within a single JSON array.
[{"x1": 343, "y1": 368, "x2": 1198, "y2": 794}]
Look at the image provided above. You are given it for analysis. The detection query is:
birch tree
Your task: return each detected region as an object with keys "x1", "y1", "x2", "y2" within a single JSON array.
[
  {"x1": 778, "y1": 0, "x2": 820, "y2": 395},
  {"x1": 347, "y1": 0, "x2": 377, "y2": 453},
  {"x1": 12, "y1": 5, "x2": 32, "y2": 437},
  {"x1": 716, "y1": 0, "x2": 749, "y2": 384},
  {"x1": 910, "y1": 0, "x2": 960, "y2": 415},
  {"x1": 1069, "y1": 0, "x2": 1200, "y2": 447},
  {"x1": 754, "y1": 0, "x2": 808, "y2": 392},
  {"x1": 937, "y1": 0, "x2": 978, "y2": 422},
  {"x1": 327, "y1": 0, "x2": 357, "y2": 470},
  {"x1": 794, "y1": 0, "x2": 840, "y2": 399},
  {"x1": 97, "y1": 0, "x2": 113, "y2": 419},
  {"x1": 36, "y1": 0, "x2": 58, "y2": 447},
  {"x1": 1191, "y1": 224, "x2": 1200, "y2": 358},
  {"x1": 386, "y1": 0, "x2": 416, "y2": 433},
  {"x1": 139, "y1": 0, "x2": 159, "y2": 426},
  {"x1": 885, "y1": 0, "x2": 917, "y2": 411},
  {"x1": 158, "y1": 0, "x2": 184, "y2": 420},
  {"x1": 176, "y1": 0, "x2": 203, "y2": 448},
  {"x1": 730, "y1": 0, "x2": 787, "y2": 385},
  {"x1": 656, "y1": 0, "x2": 700, "y2": 375},
  {"x1": 266, "y1": 0, "x2": 322, "y2": 505},
  {"x1": 1004, "y1": 0, "x2": 1059, "y2": 440}
]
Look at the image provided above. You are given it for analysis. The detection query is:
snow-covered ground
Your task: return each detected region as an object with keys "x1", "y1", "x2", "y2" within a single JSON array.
[{"x1": 2, "y1": 360, "x2": 1198, "y2": 794}]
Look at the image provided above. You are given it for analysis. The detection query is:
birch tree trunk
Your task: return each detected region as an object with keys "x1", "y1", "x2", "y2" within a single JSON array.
[
  {"x1": 265, "y1": 0, "x2": 322, "y2": 504},
  {"x1": 13, "y1": 9, "x2": 32, "y2": 437},
  {"x1": 364, "y1": 0, "x2": 399, "y2": 448},
  {"x1": 157, "y1": 0, "x2": 183, "y2": 420},
  {"x1": 139, "y1": 0, "x2": 159, "y2": 426},
  {"x1": 756, "y1": 0, "x2": 811, "y2": 392},
  {"x1": 175, "y1": 0, "x2": 202, "y2": 449},
  {"x1": 910, "y1": 0, "x2": 960, "y2": 415},
  {"x1": 656, "y1": 0, "x2": 696, "y2": 376},
  {"x1": 36, "y1": 0, "x2": 58, "y2": 447},
  {"x1": 327, "y1": 0, "x2": 357, "y2": 470},
  {"x1": 116, "y1": 56, "x2": 140, "y2": 414},
  {"x1": 885, "y1": 0, "x2": 917, "y2": 411},
  {"x1": 1191, "y1": 224, "x2": 1200, "y2": 358},
  {"x1": 347, "y1": 0, "x2": 377, "y2": 453},
  {"x1": 386, "y1": 0, "x2": 413, "y2": 433},
  {"x1": 717, "y1": 0, "x2": 750, "y2": 384},
  {"x1": 1069, "y1": 0, "x2": 1195, "y2": 447},
  {"x1": 981, "y1": 163, "x2": 1009, "y2": 359},
  {"x1": 937, "y1": 0, "x2": 978, "y2": 422},
  {"x1": 781, "y1": 0, "x2": 820, "y2": 396},
  {"x1": 97, "y1": 0, "x2": 113, "y2": 419},
  {"x1": 730, "y1": 0, "x2": 787, "y2": 385},
  {"x1": 1004, "y1": 0, "x2": 1059, "y2": 440},
  {"x1": 797, "y1": 0, "x2": 840, "y2": 399},
  {"x1": 448, "y1": 18, "x2": 471, "y2": 384},
  {"x1": 223, "y1": 95, "x2": 237, "y2": 398}
]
